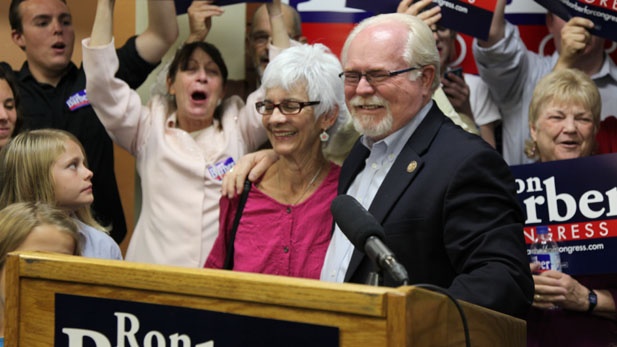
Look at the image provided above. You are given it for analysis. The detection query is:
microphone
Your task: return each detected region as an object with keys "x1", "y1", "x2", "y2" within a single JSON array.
[{"x1": 330, "y1": 195, "x2": 409, "y2": 285}]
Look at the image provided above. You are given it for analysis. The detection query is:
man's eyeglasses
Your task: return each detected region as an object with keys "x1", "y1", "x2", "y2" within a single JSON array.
[
  {"x1": 251, "y1": 32, "x2": 270, "y2": 46},
  {"x1": 255, "y1": 100, "x2": 321, "y2": 115},
  {"x1": 339, "y1": 67, "x2": 419, "y2": 85},
  {"x1": 431, "y1": 25, "x2": 452, "y2": 37},
  {"x1": 251, "y1": 32, "x2": 301, "y2": 46}
]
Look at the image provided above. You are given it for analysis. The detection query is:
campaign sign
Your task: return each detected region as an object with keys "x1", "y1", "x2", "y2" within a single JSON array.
[
  {"x1": 344, "y1": 0, "x2": 497, "y2": 40},
  {"x1": 535, "y1": 0, "x2": 617, "y2": 42},
  {"x1": 174, "y1": 0, "x2": 271, "y2": 15},
  {"x1": 55, "y1": 294, "x2": 339, "y2": 346},
  {"x1": 510, "y1": 153, "x2": 617, "y2": 276}
]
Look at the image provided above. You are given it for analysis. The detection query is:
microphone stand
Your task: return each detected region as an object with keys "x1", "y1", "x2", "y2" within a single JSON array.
[
  {"x1": 365, "y1": 255, "x2": 409, "y2": 286},
  {"x1": 366, "y1": 271, "x2": 381, "y2": 286}
]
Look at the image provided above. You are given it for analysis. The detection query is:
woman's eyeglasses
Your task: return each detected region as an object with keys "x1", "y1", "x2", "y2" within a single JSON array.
[{"x1": 255, "y1": 100, "x2": 321, "y2": 115}]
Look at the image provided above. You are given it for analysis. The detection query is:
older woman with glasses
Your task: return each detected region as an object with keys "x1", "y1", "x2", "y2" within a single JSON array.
[{"x1": 205, "y1": 44, "x2": 348, "y2": 278}]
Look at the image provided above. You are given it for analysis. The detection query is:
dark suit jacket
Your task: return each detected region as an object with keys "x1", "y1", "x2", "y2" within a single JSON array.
[{"x1": 341, "y1": 103, "x2": 533, "y2": 319}]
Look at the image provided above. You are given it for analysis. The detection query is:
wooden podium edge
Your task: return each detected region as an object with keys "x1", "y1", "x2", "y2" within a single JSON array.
[
  {"x1": 403, "y1": 286, "x2": 526, "y2": 346},
  {"x1": 5, "y1": 253, "x2": 21, "y2": 347},
  {"x1": 7, "y1": 252, "x2": 392, "y2": 317}
]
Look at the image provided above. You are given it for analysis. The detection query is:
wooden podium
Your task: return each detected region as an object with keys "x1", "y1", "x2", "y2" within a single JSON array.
[{"x1": 5, "y1": 252, "x2": 525, "y2": 346}]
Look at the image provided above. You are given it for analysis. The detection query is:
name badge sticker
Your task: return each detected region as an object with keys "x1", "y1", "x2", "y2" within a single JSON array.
[
  {"x1": 207, "y1": 157, "x2": 236, "y2": 181},
  {"x1": 66, "y1": 90, "x2": 90, "y2": 111}
]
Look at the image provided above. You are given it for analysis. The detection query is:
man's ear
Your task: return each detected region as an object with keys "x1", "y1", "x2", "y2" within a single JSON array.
[
  {"x1": 11, "y1": 29, "x2": 26, "y2": 51},
  {"x1": 420, "y1": 65, "x2": 436, "y2": 92}
]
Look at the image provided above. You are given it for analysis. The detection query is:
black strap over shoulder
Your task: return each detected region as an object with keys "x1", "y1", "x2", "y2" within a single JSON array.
[{"x1": 223, "y1": 179, "x2": 252, "y2": 270}]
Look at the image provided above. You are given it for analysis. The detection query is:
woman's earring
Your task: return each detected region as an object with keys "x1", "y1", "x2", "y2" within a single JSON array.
[{"x1": 320, "y1": 129, "x2": 329, "y2": 142}]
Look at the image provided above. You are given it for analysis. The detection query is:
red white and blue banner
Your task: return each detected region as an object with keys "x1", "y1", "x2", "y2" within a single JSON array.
[
  {"x1": 510, "y1": 153, "x2": 617, "y2": 276},
  {"x1": 535, "y1": 0, "x2": 617, "y2": 42}
]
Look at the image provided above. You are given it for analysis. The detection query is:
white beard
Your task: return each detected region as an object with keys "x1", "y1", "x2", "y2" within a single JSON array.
[
  {"x1": 349, "y1": 96, "x2": 393, "y2": 139},
  {"x1": 352, "y1": 112, "x2": 393, "y2": 139}
]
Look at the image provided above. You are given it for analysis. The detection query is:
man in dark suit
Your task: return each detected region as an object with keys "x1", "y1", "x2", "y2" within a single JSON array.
[{"x1": 319, "y1": 13, "x2": 533, "y2": 319}]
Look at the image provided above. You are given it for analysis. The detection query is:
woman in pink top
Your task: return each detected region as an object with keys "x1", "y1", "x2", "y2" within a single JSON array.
[{"x1": 205, "y1": 44, "x2": 349, "y2": 278}]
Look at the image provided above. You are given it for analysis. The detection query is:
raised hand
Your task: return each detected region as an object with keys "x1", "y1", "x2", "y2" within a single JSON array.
[
  {"x1": 266, "y1": 0, "x2": 283, "y2": 15},
  {"x1": 90, "y1": 0, "x2": 115, "y2": 46},
  {"x1": 266, "y1": 0, "x2": 291, "y2": 48},
  {"x1": 441, "y1": 71, "x2": 473, "y2": 119},
  {"x1": 397, "y1": 0, "x2": 442, "y2": 27},
  {"x1": 186, "y1": 0, "x2": 225, "y2": 43},
  {"x1": 554, "y1": 17, "x2": 594, "y2": 70}
]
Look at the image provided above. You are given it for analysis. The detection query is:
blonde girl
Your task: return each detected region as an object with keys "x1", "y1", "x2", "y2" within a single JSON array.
[
  {"x1": 0, "y1": 129, "x2": 122, "y2": 259},
  {"x1": 0, "y1": 201, "x2": 81, "y2": 344}
]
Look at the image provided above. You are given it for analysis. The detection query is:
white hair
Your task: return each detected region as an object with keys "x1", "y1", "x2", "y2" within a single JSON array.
[
  {"x1": 261, "y1": 43, "x2": 349, "y2": 139},
  {"x1": 341, "y1": 13, "x2": 441, "y2": 92}
]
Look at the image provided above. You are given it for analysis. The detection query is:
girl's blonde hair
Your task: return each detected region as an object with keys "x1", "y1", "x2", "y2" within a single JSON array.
[
  {"x1": 0, "y1": 129, "x2": 106, "y2": 232},
  {"x1": 0, "y1": 201, "x2": 80, "y2": 269}
]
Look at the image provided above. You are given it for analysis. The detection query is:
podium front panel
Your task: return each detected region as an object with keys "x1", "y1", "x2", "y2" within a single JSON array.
[{"x1": 5, "y1": 252, "x2": 526, "y2": 346}]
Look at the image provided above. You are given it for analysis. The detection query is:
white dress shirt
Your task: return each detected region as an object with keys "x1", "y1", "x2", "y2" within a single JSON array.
[{"x1": 320, "y1": 101, "x2": 433, "y2": 282}]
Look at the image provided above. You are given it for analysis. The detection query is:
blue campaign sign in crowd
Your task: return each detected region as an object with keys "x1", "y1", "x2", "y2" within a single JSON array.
[
  {"x1": 511, "y1": 153, "x2": 617, "y2": 276},
  {"x1": 535, "y1": 0, "x2": 617, "y2": 42}
]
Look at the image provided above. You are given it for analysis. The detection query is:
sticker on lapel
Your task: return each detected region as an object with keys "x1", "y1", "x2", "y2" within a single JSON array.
[
  {"x1": 66, "y1": 90, "x2": 90, "y2": 111},
  {"x1": 207, "y1": 157, "x2": 236, "y2": 181},
  {"x1": 407, "y1": 161, "x2": 418, "y2": 173}
]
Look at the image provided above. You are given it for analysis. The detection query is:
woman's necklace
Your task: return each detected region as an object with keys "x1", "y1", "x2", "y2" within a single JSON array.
[{"x1": 279, "y1": 163, "x2": 324, "y2": 206}]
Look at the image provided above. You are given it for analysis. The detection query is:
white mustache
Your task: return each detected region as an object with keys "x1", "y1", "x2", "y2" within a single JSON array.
[{"x1": 349, "y1": 95, "x2": 387, "y2": 108}]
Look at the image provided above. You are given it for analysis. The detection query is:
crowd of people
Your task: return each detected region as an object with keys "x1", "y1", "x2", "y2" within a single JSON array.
[{"x1": 0, "y1": 0, "x2": 615, "y2": 345}]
